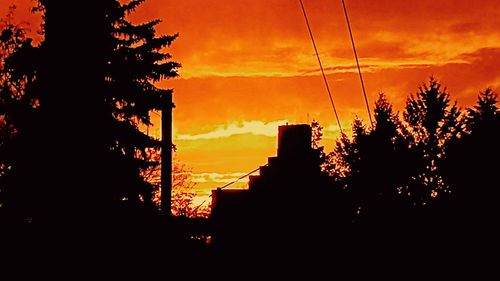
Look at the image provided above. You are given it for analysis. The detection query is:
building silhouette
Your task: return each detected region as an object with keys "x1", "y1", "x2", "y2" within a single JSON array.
[{"x1": 211, "y1": 124, "x2": 338, "y2": 251}]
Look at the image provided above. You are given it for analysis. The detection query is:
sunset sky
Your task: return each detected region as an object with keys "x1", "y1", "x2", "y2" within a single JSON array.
[{"x1": 3, "y1": 0, "x2": 500, "y2": 203}]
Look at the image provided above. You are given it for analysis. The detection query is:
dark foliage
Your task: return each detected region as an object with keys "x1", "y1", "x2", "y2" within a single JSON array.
[
  {"x1": 0, "y1": 1, "x2": 179, "y2": 224},
  {"x1": 0, "y1": 7, "x2": 42, "y2": 223},
  {"x1": 104, "y1": 0, "x2": 180, "y2": 208},
  {"x1": 324, "y1": 78, "x2": 496, "y2": 231}
]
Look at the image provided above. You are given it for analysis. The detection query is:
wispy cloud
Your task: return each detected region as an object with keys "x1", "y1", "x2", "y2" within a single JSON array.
[
  {"x1": 191, "y1": 172, "x2": 253, "y2": 184},
  {"x1": 323, "y1": 124, "x2": 343, "y2": 139},
  {"x1": 176, "y1": 120, "x2": 289, "y2": 140}
]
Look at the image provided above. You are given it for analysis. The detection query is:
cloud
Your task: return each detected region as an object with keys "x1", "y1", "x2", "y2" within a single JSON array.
[
  {"x1": 299, "y1": 64, "x2": 376, "y2": 75},
  {"x1": 151, "y1": 0, "x2": 500, "y2": 79},
  {"x1": 456, "y1": 47, "x2": 500, "y2": 63},
  {"x1": 298, "y1": 62, "x2": 434, "y2": 76},
  {"x1": 323, "y1": 123, "x2": 344, "y2": 139},
  {"x1": 324, "y1": 124, "x2": 342, "y2": 133},
  {"x1": 176, "y1": 120, "x2": 289, "y2": 140},
  {"x1": 191, "y1": 172, "x2": 250, "y2": 184}
]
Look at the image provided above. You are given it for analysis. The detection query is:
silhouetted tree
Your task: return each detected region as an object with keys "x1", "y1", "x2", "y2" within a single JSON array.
[
  {"x1": 1, "y1": 1, "x2": 179, "y2": 223},
  {"x1": 0, "y1": 8, "x2": 41, "y2": 222},
  {"x1": 444, "y1": 88, "x2": 499, "y2": 225},
  {"x1": 311, "y1": 119, "x2": 323, "y2": 149},
  {"x1": 324, "y1": 94, "x2": 411, "y2": 224},
  {"x1": 373, "y1": 94, "x2": 399, "y2": 139},
  {"x1": 323, "y1": 132, "x2": 351, "y2": 183},
  {"x1": 141, "y1": 150, "x2": 201, "y2": 218},
  {"x1": 324, "y1": 118, "x2": 369, "y2": 186},
  {"x1": 324, "y1": 83, "x2": 466, "y2": 225},
  {"x1": 103, "y1": 0, "x2": 180, "y2": 210},
  {"x1": 401, "y1": 78, "x2": 463, "y2": 206},
  {"x1": 363, "y1": 94, "x2": 408, "y2": 219},
  {"x1": 466, "y1": 88, "x2": 498, "y2": 132},
  {"x1": 343, "y1": 117, "x2": 368, "y2": 187},
  {"x1": 322, "y1": 118, "x2": 367, "y2": 222}
]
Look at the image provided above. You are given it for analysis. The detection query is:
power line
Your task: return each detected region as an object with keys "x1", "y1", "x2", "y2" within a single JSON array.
[
  {"x1": 192, "y1": 165, "x2": 263, "y2": 211},
  {"x1": 341, "y1": 0, "x2": 373, "y2": 125},
  {"x1": 299, "y1": 0, "x2": 343, "y2": 133},
  {"x1": 217, "y1": 166, "x2": 262, "y2": 190}
]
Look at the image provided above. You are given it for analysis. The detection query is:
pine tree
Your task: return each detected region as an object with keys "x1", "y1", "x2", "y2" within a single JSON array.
[
  {"x1": 444, "y1": 89, "x2": 499, "y2": 224},
  {"x1": 323, "y1": 132, "x2": 351, "y2": 184},
  {"x1": 465, "y1": 89, "x2": 499, "y2": 198},
  {"x1": 370, "y1": 94, "x2": 404, "y2": 194},
  {"x1": 1, "y1": 1, "x2": 180, "y2": 223},
  {"x1": 104, "y1": 0, "x2": 180, "y2": 209},
  {"x1": 402, "y1": 78, "x2": 463, "y2": 206},
  {"x1": 331, "y1": 95, "x2": 408, "y2": 224},
  {"x1": 466, "y1": 88, "x2": 498, "y2": 132},
  {"x1": 373, "y1": 94, "x2": 399, "y2": 139}
]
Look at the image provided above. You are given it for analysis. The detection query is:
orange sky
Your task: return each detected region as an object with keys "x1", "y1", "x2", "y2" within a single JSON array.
[{"x1": 3, "y1": 0, "x2": 500, "y2": 203}]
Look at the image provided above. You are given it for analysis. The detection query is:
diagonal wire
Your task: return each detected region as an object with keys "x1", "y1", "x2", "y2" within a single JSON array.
[
  {"x1": 341, "y1": 0, "x2": 373, "y2": 125},
  {"x1": 299, "y1": 0, "x2": 343, "y2": 133},
  {"x1": 192, "y1": 165, "x2": 263, "y2": 212},
  {"x1": 217, "y1": 166, "x2": 262, "y2": 190}
]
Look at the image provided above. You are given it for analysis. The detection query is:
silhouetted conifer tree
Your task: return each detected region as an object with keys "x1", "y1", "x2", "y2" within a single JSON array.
[
  {"x1": 311, "y1": 119, "x2": 323, "y2": 149},
  {"x1": 402, "y1": 78, "x2": 463, "y2": 206},
  {"x1": 323, "y1": 132, "x2": 351, "y2": 184},
  {"x1": 444, "y1": 88, "x2": 499, "y2": 225},
  {"x1": 466, "y1": 88, "x2": 498, "y2": 132},
  {"x1": 325, "y1": 95, "x2": 410, "y2": 224},
  {"x1": 104, "y1": 0, "x2": 180, "y2": 209},
  {"x1": 0, "y1": 1, "x2": 179, "y2": 223}
]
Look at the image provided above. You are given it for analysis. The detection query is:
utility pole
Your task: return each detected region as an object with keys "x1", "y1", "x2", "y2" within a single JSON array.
[{"x1": 161, "y1": 91, "x2": 173, "y2": 216}]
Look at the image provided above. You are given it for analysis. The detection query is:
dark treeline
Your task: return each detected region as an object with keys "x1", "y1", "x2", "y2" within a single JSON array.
[
  {"x1": 323, "y1": 79, "x2": 499, "y2": 231},
  {"x1": 307, "y1": 81, "x2": 499, "y2": 274}
]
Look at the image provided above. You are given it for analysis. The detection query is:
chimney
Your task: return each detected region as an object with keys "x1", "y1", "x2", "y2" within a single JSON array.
[{"x1": 161, "y1": 91, "x2": 173, "y2": 216}]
